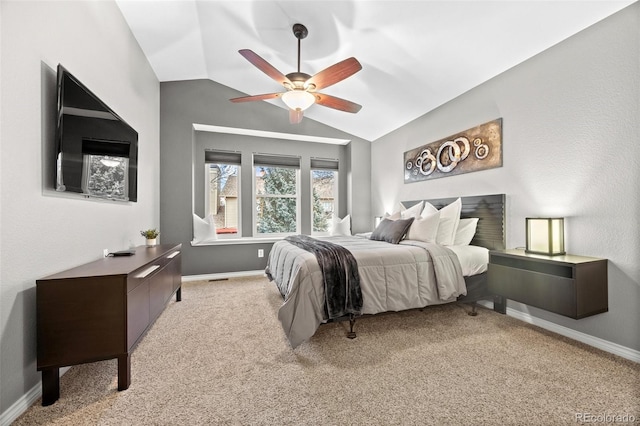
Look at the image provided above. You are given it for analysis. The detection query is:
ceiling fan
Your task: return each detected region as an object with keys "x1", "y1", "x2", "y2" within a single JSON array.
[{"x1": 230, "y1": 23, "x2": 362, "y2": 124}]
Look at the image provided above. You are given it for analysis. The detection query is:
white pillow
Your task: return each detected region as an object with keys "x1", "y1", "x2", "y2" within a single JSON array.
[
  {"x1": 454, "y1": 218, "x2": 479, "y2": 246},
  {"x1": 424, "y1": 198, "x2": 462, "y2": 245},
  {"x1": 329, "y1": 214, "x2": 351, "y2": 236},
  {"x1": 421, "y1": 202, "x2": 436, "y2": 217},
  {"x1": 193, "y1": 213, "x2": 218, "y2": 243},
  {"x1": 401, "y1": 201, "x2": 424, "y2": 219},
  {"x1": 384, "y1": 211, "x2": 402, "y2": 220},
  {"x1": 405, "y1": 210, "x2": 440, "y2": 243}
]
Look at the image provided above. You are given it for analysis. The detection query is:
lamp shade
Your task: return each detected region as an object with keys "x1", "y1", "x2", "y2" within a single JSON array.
[
  {"x1": 525, "y1": 217, "x2": 565, "y2": 256},
  {"x1": 281, "y1": 90, "x2": 315, "y2": 111}
]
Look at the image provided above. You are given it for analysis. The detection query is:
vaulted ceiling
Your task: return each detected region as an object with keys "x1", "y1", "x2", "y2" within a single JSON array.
[{"x1": 116, "y1": 1, "x2": 634, "y2": 141}]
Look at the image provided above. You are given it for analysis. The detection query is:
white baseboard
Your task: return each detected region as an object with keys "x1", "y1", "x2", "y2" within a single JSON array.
[
  {"x1": 181, "y1": 270, "x2": 266, "y2": 283},
  {"x1": 477, "y1": 301, "x2": 640, "y2": 363},
  {"x1": 0, "y1": 367, "x2": 70, "y2": 426},
  {"x1": 0, "y1": 382, "x2": 40, "y2": 426}
]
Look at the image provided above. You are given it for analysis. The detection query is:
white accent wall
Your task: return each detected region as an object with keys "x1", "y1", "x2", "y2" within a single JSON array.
[
  {"x1": 372, "y1": 3, "x2": 639, "y2": 352},
  {"x1": 0, "y1": 0, "x2": 159, "y2": 421}
]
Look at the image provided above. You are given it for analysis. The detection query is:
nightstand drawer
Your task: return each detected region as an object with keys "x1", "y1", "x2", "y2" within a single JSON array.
[
  {"x1": 488, "y1": 263, "x2": 577, "y2": 317},
  {"x1": 490, "y1": 254, "x2": 573, "y2": 278}
]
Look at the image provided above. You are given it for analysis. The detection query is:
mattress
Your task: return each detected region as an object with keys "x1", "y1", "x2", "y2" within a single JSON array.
[{"x1": 438, "y1": 244, "x2": 489, "y2": 276}]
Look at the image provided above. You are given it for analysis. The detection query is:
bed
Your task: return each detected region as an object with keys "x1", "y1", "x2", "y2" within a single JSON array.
[{"x1": 266, "y1": 194, "x2": 506, "y2": 348}]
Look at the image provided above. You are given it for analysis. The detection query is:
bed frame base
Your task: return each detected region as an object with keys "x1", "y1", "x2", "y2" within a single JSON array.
[
  {"x1": 347, "y1": 314, "x2": 357, "y2": 339},
  {"x1": 340, "y1": 301, "x2": 480, "y2": 340},
  {"x1": 468, "y1": 302, "x2": 478, "y2": 316}
]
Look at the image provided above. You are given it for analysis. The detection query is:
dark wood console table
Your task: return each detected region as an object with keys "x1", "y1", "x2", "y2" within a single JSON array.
[{"x1": 36, "y1": 243, "x2": 182, "y2": 406}]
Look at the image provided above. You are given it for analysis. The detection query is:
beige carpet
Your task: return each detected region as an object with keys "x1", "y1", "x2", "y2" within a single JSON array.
[{"x1": 15, "y1": 276, "x2": 640, "y2": 425}]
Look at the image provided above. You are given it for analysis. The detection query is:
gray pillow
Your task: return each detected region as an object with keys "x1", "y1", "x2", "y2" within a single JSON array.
[{"x1": 370, "y1": 217, "x2": 415, "y2": 244}]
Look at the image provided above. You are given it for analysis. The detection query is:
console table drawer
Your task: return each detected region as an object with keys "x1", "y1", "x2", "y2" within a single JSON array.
[{"x1": 127, "y1": 250, "x2": 180, "y2": 293}]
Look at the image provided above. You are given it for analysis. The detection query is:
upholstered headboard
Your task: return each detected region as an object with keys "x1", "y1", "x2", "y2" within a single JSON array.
[{"x1": 403, "y1": 193, "x2": 506, "y2": 250}]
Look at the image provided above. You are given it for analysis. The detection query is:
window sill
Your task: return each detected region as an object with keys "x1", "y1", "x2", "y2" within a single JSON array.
[{"x1": 190, "y1": 237, "x2": 285, "y2": 246}]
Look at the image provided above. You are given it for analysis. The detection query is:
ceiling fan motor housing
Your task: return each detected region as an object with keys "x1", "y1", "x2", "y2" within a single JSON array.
[
  {"x1": 285, "y1": 72, "x2": 313, "y2": 90},
  {"x1": 292, "y1": 23, "x2": 308, "y2": 40}
]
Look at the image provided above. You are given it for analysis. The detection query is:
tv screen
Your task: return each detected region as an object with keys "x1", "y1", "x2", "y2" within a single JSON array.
[{"x1": 55, "y1": 64, "x2": 138, "y2": 202}]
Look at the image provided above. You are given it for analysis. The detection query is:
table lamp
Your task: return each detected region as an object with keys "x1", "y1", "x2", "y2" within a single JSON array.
[{"x1": 525, "y1": 217, "x2": 565, "y2": 255}]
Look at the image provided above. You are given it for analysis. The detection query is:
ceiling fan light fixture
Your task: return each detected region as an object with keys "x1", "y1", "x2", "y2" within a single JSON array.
[
  {"x1": 281, "y1": 90, "x2": 315, "y2": 112},
  {"x1": 232, "y1": 23, "x2": 362, "y2": 120}
]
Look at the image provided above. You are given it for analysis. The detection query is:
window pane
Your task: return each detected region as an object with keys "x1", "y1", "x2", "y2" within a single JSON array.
[
  {"x1": 256, "y1": 197, "x2": 297, "y2": 233},
  {"x1": 312, "y1": 170, "x2": 337, "y2": 233},
  {"x1": 207, "y1": 164, "x2": 240, "y2": 235},
  {"x1": 255, "y1": 166, "x2": 299, "y2": 234},
  {"x1": 255, "y1": 167, "x2": 297, "y2": 196},
  {"x1": 83, "y1": 154, "x2": 128, "y2": 200}
]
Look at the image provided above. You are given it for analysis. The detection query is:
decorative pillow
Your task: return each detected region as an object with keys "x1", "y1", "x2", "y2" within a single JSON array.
[
  {"x1": 424, "y1": 198, "x2": 462, "y2": 245},
  {"x1": 453, "y1": 218, "x2": 479, "y2": 246},
  {"x1": 329, "y1": 214, "x2": 351, "y2": 236},
  {"x1": 193, "y1": 213, "x2": 218, "y2": 243},
  {"x1": 371, "y1": 217, "x2": 415, "y2": 244},
  {"x1": 405, "y1": 210, "x2": 440, "y2": 243},
  {"x1": 401, "y1": 201, "x2": 424, "y2": 220}
]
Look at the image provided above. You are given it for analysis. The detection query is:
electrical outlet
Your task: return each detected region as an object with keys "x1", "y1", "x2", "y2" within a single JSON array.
[
  {"x1": 258, "y1": 249, "x2": 264, "y2": 258},
  {"x1": 103, "y1": 249, "x2": 109, "y2": 258}
]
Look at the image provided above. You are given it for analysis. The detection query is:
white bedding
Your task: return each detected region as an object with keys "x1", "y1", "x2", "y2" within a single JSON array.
[
  {"x1": 433, "y1": 244, "x2": 489, "y2": 276},
  {"x1": 266, "y1": 235, "x2": 470, "y2": 348}
]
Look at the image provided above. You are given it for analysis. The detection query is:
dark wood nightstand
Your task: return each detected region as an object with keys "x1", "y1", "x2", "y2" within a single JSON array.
[{"x1": 488, "y1": 249, "x2": 608, "y2": 319}]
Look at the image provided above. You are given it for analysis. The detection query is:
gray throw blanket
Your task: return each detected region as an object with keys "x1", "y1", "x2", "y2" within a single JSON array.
[{"x1": 284, "y1": 235, "x2": 362, "y2": 319}]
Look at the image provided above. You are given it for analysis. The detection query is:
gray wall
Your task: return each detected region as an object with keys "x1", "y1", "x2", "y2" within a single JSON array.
[
  {"x1": 371, "y1": 3, "x2": 639, "y2": 351},
  {"x1": 160, "y1": 79, "x2": 371, "y2": 276},
  {"x1": 0, "y1": 0, "x2": 159, "y2": 420}
]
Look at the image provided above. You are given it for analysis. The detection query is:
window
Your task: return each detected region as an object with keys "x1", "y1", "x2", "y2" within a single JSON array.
[
  {"x1": 205, "y1": 150, "x2": 241, "y2": 237},
  {"x1": 311, "y1": 158, "x2": 339, "y2": 234},
  {"x1": 254, "y1": 154, "x2": 300, "y2": 235}
]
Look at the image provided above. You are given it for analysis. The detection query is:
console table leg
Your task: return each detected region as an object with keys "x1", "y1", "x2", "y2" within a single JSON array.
[
  {"x1": 493, "y1": 295, "x2": 507, "y2": 314},
  {"x1": 41, "y1": 368, "x2": 60, "y2": 406},
  {"x1": 176, "y1": 286, "x2": 182, "y2": 302},
  {"x1": 117, "y1": 354, "x2": 131, "y2": 391}
]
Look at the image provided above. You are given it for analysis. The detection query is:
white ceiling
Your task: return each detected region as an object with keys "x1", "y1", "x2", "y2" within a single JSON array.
[{"x1": 115, "y1": 0, "x2": 634, "y2": 141}]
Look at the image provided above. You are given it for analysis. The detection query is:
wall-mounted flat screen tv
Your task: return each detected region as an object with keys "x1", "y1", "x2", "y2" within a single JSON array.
[{"x1": 55, "y1": 64, "x2": 138, "y2": 202}]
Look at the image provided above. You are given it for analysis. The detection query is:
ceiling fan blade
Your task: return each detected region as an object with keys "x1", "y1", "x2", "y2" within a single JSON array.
[
  {"x1": 314, "y1": 93, "x2": 362, "y2": 113},
  {"x1": 289, "y1": 109, "x2": 304, "y2": 124},
  {"x1": 229, "y1": 93, "x2": 282, "y2": 103},
  {"x1": 305, "y1": 57, "x2": 362, "y2": 91},
  {"x1": 239, "y1": 49, "x2": 292, "y2": 87}
]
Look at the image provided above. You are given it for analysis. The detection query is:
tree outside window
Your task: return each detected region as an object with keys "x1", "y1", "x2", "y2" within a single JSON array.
[
  {"x1": 255, "y1": 166, "x2": 299, "y2": 234},
  {"x1": 312, "y1": 170, "x2": 337, "y2": 233}
]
